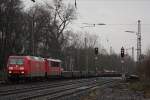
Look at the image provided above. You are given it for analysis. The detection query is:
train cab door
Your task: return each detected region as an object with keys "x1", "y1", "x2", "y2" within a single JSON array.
[{"x1": 44, "y1": 59, "x2": 48, "y2": 78}]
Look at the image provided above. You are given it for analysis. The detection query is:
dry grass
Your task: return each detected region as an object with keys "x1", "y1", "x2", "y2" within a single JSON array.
[
  {"x1": 128, "y1": 81, "x2": 150, "y2": 98},
  {"x1": 80, "y1": 89, "x2": 98, "y2": 100}
]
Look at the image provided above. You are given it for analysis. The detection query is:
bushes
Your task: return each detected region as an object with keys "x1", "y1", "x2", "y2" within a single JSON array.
[
  {"x1": 0, "y1": 70, "x2": 7, "y2": 80},
  {"x1": 137, "y1": 49, "x2": 150, "y2": 80}
]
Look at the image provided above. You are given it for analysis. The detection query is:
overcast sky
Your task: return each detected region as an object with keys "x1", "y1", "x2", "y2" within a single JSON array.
[{"x1": 23, "y1": 0, "x2": 150, "y2": 58}]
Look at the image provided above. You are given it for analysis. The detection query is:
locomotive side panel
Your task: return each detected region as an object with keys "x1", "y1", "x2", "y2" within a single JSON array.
[
  {"x1": 29, "y1": 57, "x2": 45, "y2": 78},
  {"x1": 46, "y1": 59, "x2": 62, "y2": 77}
]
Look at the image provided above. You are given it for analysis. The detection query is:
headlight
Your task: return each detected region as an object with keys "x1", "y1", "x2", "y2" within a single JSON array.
[
  {"x1": 8, "y1": 67, "x2": 13, "y2": 70},
  {"x1": 21, "y1": 71, "x2": 24, "y2": 74},
  {"x1": 9, "y1": 71, "x2": 12, "y2": 74},
  {"x1": 20, "y1": 67, "x2": 24, "y2": 70}
]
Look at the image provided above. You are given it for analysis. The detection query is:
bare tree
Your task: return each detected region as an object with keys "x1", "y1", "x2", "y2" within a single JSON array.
[
  {"x1": 24, "y1": 5, "x2": 52, "y2": 56},
  {"x1": 0, "y1": 0, "x2": 24, "y2": 69},
  {"x1": 20, "y1": 1, "x2": 76, "y2": 59},
  {"x1": 62, "y1": 31, "x2": 99, "y2": 71},
  {"x1": 138, "y1": 48, "x2": 150, "y2": 80},
  {"x1": 43, "y1": 0, "x2": 76, "y2": 58}
]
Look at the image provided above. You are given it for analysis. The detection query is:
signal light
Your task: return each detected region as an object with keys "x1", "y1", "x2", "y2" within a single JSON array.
[
  {"x1": 121, "y1": 47, "x2": 125, "y2": 58},
  {"x1": 95, "y1": 47, "x2": 98, "y2": 55},
  {"x1": 21, "y1": 71, "x2": 24, "y2": 74},
  {"x1": 31, "y1": 0, "x2": 35, "y2": 2}
]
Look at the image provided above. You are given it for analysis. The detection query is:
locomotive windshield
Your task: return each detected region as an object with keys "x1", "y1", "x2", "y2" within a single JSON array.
[{"x1": 9, "y1": 58, "x2": 24, "y2": 65}]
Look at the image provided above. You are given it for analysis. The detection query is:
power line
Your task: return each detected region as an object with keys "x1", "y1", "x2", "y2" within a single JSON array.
[
  {"x1": 73, "y1": 22, "x2": 150, "y2": 26},
  {"x1": 105, "y1": 24, "x2": 150, "y2": 26}
]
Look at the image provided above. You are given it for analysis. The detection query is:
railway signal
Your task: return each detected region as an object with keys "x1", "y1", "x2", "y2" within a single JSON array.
[
  {"x1": 121, "y1": 47, "x2": 125, "y2": 80},
  {"x1": 121, "y1": 47, "x2": 125, "y2": 58},
  {"x1": 95, "y1": 47, "x2": 98, "y2": 55},
  {"x1": 31, "y1": 0, "x2": 35, "y2": 2},
  {"x1": 75, "y1": 0, "x2": 77, "y2": 8}
]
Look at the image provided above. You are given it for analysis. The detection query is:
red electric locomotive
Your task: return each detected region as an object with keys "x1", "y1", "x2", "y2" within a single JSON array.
[{"x1": 7, "y1": 56, "x2": 45, "y2": 80}]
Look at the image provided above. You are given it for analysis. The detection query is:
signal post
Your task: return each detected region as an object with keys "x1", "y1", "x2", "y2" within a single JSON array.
[
  {"x1": 94, "y1": 47, "x2": 99, "y2": 73},
  {"x1": 121, "y1": 47, "x2": 125, "y2": 80}
]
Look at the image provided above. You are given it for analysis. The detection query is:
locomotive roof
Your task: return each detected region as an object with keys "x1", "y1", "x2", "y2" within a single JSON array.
[
  {"x1": 9, "y1": 56, "x2": 44, "y2": 61},
  {"x1": 47, "y1": 58, "x2": 61, "y2": 62},
  {"x1": 29, "y1": 56, "x2": 44, "y2": 60},
  {"x1": 9, "y1": 56, "x2": 24, "y2": 58},
  {"x1": 9, "y1": 56, "x2": 61, "y2": 62}
]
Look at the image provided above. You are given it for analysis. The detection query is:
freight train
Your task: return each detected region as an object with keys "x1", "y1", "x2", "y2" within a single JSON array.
[
  {"x1": 6, "y1": 56, "x2": 122, "y2": 82},
  {"x1": 6, "y1": 56, "x2": 98, "y2": 81}
]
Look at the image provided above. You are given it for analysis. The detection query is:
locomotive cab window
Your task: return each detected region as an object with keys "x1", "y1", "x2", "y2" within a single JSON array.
[
  {"x1": 51, "y1": 61, "x2": 60, "y2": 67},
  {"x1": 9, "y1": 58, "x2": 24, "y2": 65}
]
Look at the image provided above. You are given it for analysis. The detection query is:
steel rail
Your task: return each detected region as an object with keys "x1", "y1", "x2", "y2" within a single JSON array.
[
  {"x1": 19, "y1": 80, "x2": 98, "y2": 100},
  {"x1": 40, "y1": 80, "x2": 114, "y2": 100},
  {"x1": 0, "y1": 79, "x2": 91, "y2": 96},
  {"x1": 0, "y1": 79, "x2": 97, "y2": 100}
]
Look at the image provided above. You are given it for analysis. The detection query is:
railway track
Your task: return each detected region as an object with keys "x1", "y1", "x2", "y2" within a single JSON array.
[
  {"x1": 0, "y1": 78, "x2": 116, "y2": 100},
  {"x1": 20, "y1": 79, "x2": 97, "y2": 100},
  {"x1": 0, "y1": 80, "x2": 62, "y2": 92},
  {"x1": 48, "y1": 80, "x2": 113, "y2": 100},
  {"x1": 0, "y1": 79, "x2": 90, "y2": 96},
  {"x1": 0, "y1": 78, "x2": 97, "y2": 100}
]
